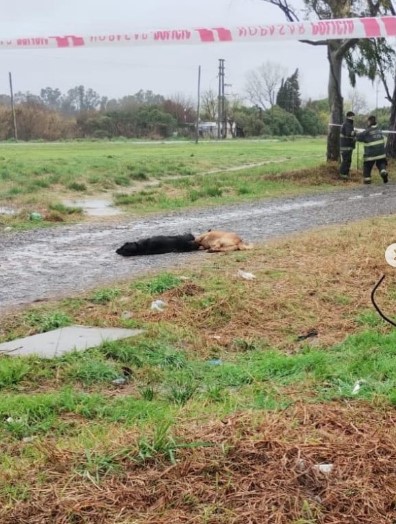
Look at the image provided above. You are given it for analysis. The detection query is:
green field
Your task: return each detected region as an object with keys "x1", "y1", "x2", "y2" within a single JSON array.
[
  {"x1": 1, "y1": 215, "x2": 396, "y2": 522},
  {"x1": 0, "y1": 137, "x2": 354, "y2": 227},
  {"x1": 1, "y1": 139, "x2": 394, "y2": 522}
]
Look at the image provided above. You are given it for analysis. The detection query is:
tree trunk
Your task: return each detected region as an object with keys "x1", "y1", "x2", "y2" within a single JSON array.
[
  {"x1": 386, "y1": 79, "x2": 396, "y2": 158},
  {"x1": 327, "y1": 44, "x2": 344, "y2": 161}
]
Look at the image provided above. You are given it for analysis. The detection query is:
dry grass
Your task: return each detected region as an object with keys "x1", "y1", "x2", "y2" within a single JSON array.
[
  {"x1": 2, "y1": 214, "x2": 396, "y2": 523},
  {"x1": 128, "y1": 216, "x2": 396, "y2": 353},
  {"x1": 2, "y1": 402, "x2": 395, "y2": 523},
  {"x1": 2, "y1": 213, "x2": 396, "y2": 354},
  {"x1": 264, "y1": 161, "x2": 371, "y2": 186}
]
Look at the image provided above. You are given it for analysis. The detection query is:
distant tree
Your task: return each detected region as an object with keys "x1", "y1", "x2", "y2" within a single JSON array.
[
  {"x1": 105, "y1": 99, "x2": 120, "y2": 111},
  {"x1": 225, "y1": 97, "x2": 246, "y2": 137},
  {"x1": 0, "y1": 94, "x2": 11, "y2": 106},
  {"x1": 14, "y1": 103, "x2": 75, "y2": 140},
  {"x1": 116, "y1": 96, "x2": 138, "y2": 110},
  {"x1": 305, "y1": 98, "x2": 329, "y2": 113},
  {"x1": 162, "y1": 93, "x2": 195, "y2": 125},
  {"x1": 259, "y1": 0, "x2": 394, "y2": 160},
  {"x1": 77, "y1": 114, "x2": 115, "y2": 138},
  {"x1": 201, "y1": 89, "x2": 217, "y2": 121},
  {"x1": 14, "y1": 91, "x2": 42, "y2": 105},
  {"x1": 245, "y1": 61, "x2": 286, "y2": 110},
  {"x1": 116, "y1": 90, "x2": 165, "y2": 110},
  {"x1": 304, "y1": 98, "x2": 329, "y2": 128},
  {"x1": 233, "y1": 106, "x2": 267, "y2": 137},
  {"x1": 346, "y1": 90, "x2": 368, "y2": 116},
  {"x1": 375, "y1": 106, "x2": 391, "y2": 129},
  {"x1": 276, "y1": 69, "x2": 301, "y2": 114},
  {"x1": 100, "y1": 109, "x2": 140, "y2": 137},
  {"x1": 135, "y1": 107, "x2": 177, "y2": 137},
  {"x1": 0, "y1": 107, "x2": 12, "y2": 139},
  {"x1": 264, "y1": 105, "x2": 303, "y2": 136},
  {"x1": 130, "y1": 89, "x2": 165, "y2": 106},
  {"x1": 99, "y1": 96, "x2": 109, "y2": 111},
  {"x1": 297, "y1": 107, "x2": 326, "y2": 136},
  {"x1": 40, "y1": 87, "x2": 62, "y2": 110},
  {"x1": 61, "y1": 85, "x2": 101, "y2": 114}
]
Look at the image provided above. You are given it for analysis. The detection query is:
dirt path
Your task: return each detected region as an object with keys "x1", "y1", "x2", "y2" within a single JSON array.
[{"x1": 1, "y1": 183, "x2": 396, "y2": 313}]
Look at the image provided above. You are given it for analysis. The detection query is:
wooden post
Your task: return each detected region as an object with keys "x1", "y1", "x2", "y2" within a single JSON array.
[{"x1": 9, "y1": 72, "x2": 18, "y2": 141}]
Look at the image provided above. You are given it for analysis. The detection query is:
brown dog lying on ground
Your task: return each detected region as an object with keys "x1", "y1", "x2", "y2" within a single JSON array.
[{"x1": 195, "y1": 230, "x2": 253, "y2": 252}]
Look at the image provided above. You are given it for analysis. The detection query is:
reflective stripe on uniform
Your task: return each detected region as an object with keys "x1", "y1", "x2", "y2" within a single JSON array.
[
  {"x1": 365, "y1": 154, "x2": 386, "y2": 161},
  {"x1": 366, "y1": 139, "x2": 385, "y2": 147}
]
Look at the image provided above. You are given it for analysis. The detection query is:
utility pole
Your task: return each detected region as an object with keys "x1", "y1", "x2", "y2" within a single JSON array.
[
  {"x1": 217, "y1": 59, "x2": 225, "y2": 139},
  {"x1": 195, "y1": 65, "x2": 201, "y2": 144},
  {"x1": 9, "y1": 72, "x2": 17, "y2": 141},
  {"x1": 224, "y1": 83, "x2": 232, "y2": 138}
]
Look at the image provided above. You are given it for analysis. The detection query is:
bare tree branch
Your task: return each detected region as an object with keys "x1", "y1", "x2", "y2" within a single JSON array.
[
  {"x1": 261, "y1": 0, "x2": 299, "y2": 21},
  {"x1": 245, "y1": 62, "x2": 286, "y2": 109},
  {"x1": 299, "y1": 39, "x2": 328, "y2": 46},
  {"x1": 336, "y1": 39, "x2": 359, "y2": 58}
]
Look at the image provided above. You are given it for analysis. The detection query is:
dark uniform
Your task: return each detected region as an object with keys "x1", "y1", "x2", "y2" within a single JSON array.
[
  {"x1": 356, "y1": 116, "x2": 388, "y2": 184},
  {"x1": 339, "y1": 112, "x2": 356, "y2": 179}
]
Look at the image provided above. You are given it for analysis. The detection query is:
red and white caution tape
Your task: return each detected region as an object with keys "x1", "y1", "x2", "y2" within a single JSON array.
[
  {"x1": 1, "y1": 16, "x2": 396, "y2": 50},
  {"x1": 329, "y1": 123, "x2": 396, "y2": 134}
]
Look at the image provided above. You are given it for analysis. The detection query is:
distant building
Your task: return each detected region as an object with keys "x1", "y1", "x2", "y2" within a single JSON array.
[{"x1": 197, "y1": 121, "x2": 234, "y2": 139}]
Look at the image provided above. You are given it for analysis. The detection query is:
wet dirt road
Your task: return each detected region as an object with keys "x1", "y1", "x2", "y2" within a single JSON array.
[{"x1": 1, "y1": 184, "x2": 396, "y2": 313}]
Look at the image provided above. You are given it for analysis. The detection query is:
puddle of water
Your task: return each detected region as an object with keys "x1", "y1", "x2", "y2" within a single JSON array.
[{"x1": 62, "y1": 199, "x2": 122, "y2": 217}]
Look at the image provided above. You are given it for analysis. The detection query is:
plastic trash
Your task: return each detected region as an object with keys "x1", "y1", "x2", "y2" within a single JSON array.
[
  {"x1": 22, "y1": 436, "x2": 37, "y2": 443},
  {"x1": 313, "y1": 463, "x2": 334, "y2": 474},
  {"x1": 352, "y1": 379, "x2": 365, "y2": 395},
  {"x1": 150, "y1": 300, "x2": 167, "y2": 312},
  {"x1": 207, "y1": 359, "x2": 223, "y2": 366},
  {"x1": 112, "y1": 377, "x2": 127, "y2": 386},
  {"x1": 237, "y1": 269, "x2": 256, "y2": 280}
]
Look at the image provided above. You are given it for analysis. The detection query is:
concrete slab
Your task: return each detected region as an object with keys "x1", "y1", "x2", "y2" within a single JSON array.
[{"x1": 0, "y1": 325, "x2": 143, "y2": 359}]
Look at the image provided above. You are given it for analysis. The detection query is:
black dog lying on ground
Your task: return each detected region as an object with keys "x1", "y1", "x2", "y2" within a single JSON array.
[{"x1": 116, "y1": 233, "x2": 199, "y2": 256}]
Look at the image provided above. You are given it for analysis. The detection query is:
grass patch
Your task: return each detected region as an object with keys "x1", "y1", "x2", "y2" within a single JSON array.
[
  {"x1": 49, "y1": 203, "x2": 83, "y2": 215},
  {"x1": 134, "y1": 273, "x2": 182, "y2": 294},
  {"x1": 67, "y1": 182, "x2": 87, "y2": 191},
  {"x1": 90, "y1": 288, "x2": 121, "y2": 304},
  {"x1": 23, "y1": 311, "x2": 72, "y2": 333},
  {"x1": 0, "y1": 138, "x2": 371, "y2": 228},
  {"x1": 3, "y1": 214, "x2": 396, "y2": 522},
  {"x1": 0, "y1": 359, "x2": 31, "y2": 389}
]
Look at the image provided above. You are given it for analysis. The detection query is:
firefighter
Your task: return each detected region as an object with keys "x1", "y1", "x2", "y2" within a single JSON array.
[
  {"x1": 356, "y1": 115, "x2": 388, "y2": 185},
  {"x1": 339, "y1": 110, "x2": 356, "y2": 180}
]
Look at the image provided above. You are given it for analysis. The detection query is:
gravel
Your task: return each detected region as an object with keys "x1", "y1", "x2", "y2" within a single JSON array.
[{"x1": 1, "y1": 183, "x2": 395, "y2": 312}]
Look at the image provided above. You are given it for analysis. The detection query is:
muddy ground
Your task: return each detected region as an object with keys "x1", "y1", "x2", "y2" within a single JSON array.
[{"x1": 1, "y1": 183, "x2": 396, "y2": 313}]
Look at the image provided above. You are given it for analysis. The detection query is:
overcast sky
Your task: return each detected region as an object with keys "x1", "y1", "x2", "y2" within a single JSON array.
[{"x1": 0, "y1": 0, "x2": 389, "y2": 110}]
